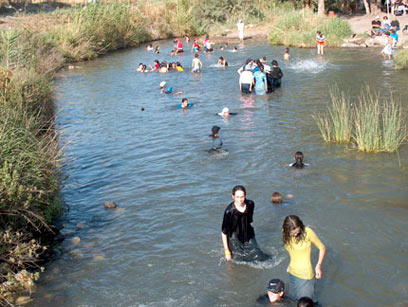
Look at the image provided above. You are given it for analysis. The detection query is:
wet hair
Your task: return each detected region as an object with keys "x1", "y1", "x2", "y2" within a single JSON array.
[
  {"x1": 271, "y1": 192, "x2": 283, "y2": 204},
  {"x1": 232, "y1": 185, "x2": 246, "y2": 196},
  {"x1": 219, "y1": 56, "x2": 224, "y2": 61},
  {"x1": 181, "y1": 98, "x2": 188, "y2": 103},
  {"x1": 210, "y1": 125, "x2": 220, "y2": 138},
  {"x1": 293, "y1": 151, "x2": 304, "y2": 168},
  {"x1": 139, "y1": 63, "x2": 143, "y2": 66},
  {"x1": 285, "y1": 48, "x2": 289, "y2": 52},
  {"x1": 195, "y1": 53, "x2": 199, "y2": 58},
  {"x1": 176, "y1": 62, "x2": 182, "y2": 67},
  {"x1": 297, "y1": 297, "x2": 314, "y2": 307},
  {"x1": 272, "y1": 60, "x2": 278, "y2": 66},
  {"x1": 262, "y1": 56, "x2": 267, "y2": 61},
  {"x1": 282, "y1": 215, "x2": 306, "y2": 246}
]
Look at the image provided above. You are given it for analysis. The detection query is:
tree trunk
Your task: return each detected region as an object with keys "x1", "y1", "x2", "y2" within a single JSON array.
[
  {"x1": 363, "y1": 0, "x2": 371, "y2": 14},
  {"x1": 318, "y1": 0, "x2": 325, "y2": 16}
]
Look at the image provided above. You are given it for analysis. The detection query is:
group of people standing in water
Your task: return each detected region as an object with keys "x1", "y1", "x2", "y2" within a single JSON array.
[
  {"x1": 222, "y1": 181, "x2": 326, "y2": 305},
  {"x1": 142, "y1": 34, "x2": 325, "y2": 306}
]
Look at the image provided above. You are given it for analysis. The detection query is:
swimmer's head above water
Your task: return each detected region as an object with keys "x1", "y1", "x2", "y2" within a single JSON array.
[
  {"x1": 291, "y1": 151, "x2": 304, "y2": 168},
  {"x1": 271, "y1": 192, "x2": 283, "y2": 204},
  {"x1": 210, "y1": 125, "x2": 220, "y2": 138},
  {"x1": 232, "y1": 185, "x2": 246, "y2": 207},
  {"x1": 266, "y1": 279, "x2": 285, "y2": 303},
  {"x1": 218, "y1": 107, "x2": 230, "y2": 118}
]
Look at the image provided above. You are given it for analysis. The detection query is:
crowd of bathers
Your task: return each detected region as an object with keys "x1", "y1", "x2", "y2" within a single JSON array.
[{"x1": 140, "y1": 36, "x2": 325, "y2": 306}]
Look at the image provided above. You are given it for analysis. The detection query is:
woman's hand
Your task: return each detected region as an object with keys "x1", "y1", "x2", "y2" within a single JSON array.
[
  {"x1": 225, "y1": 250, "x2": 232, "y2": 261},
  {"x1": 315, "y1": 264, "x2": 322, "y2": 279}
]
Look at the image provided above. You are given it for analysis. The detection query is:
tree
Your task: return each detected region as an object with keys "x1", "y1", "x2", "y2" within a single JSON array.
[{"x1": 318, "y1": 0, "x2": 325, "y2": 16}]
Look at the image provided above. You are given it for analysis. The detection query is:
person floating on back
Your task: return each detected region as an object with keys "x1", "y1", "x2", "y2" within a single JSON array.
[{"x1": 221, "y1": 185, "x2": 270, "y2": 262}]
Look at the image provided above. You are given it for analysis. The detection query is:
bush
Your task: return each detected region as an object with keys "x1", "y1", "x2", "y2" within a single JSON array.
[
  {"x1": 268, "y1": 10, "x2": 352, "y2": 47},
  {"x1": 394, "y1": 49, "x2": 408, "y2": 70},
  {"x1": 313, "y1": 86, "x2": 408, "y2": 153}
]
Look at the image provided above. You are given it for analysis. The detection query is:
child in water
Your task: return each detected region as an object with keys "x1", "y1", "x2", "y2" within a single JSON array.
[
  {"x1": 209, "y1": 125, "x2": 223, "y2": 151},
  {"x1": 289, "y1": 151, "x2": 309, "y2": 168},
  {"x1": 271, "y1": 192, "x2": 294, "y2": 204},
  {"x1": 316, "y1": 31, "x2": 325, "y2": 55},
  {"x1": 283, "y1": 48, "x2": 291, "y2": 60},
  {"x1": 176, "y1": 98, "x2": 194, "y2": 109},
  {"x1": 217, "y1": 57, "x2": 228, "y2": 67}
]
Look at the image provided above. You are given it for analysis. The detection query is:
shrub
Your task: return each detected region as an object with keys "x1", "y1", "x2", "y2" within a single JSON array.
[
  {"x1": 314, "y1": 86, "x2": 408, "y2": 153},
  {"x1": 394, "y1": 49, "x2": 408, "y2": 70},
  {"x1": 268, "y1": 10, "x2": 352, "y2": 47}
]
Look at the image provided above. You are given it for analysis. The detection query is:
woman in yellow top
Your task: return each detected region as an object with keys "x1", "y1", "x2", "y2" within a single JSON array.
[{"x1": 282, "y1": 215, "x2": 326, "y2": 303}]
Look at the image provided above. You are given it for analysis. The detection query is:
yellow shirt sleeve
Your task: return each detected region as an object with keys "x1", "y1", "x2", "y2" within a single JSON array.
[{"x1": 307, "y1": 227, "x2": 325, "y2": 251}]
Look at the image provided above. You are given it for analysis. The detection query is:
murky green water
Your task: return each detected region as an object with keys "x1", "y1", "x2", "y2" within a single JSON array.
[{"x1": 32, "y1": 41, "x2": 408, "y2": 306}]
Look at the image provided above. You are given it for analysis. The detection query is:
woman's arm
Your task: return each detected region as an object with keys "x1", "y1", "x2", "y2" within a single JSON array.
[
  {"x1": 315, "y1": 246, "x2": 326, "y2": 279},
  {"x1": 221, "y1": 232, "x2": 231, "y2": 261}
]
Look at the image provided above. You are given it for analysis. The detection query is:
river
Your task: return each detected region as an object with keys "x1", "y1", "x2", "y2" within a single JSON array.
[{"x1": 32, "y1": 41, "x2": 408, "y2": 306}]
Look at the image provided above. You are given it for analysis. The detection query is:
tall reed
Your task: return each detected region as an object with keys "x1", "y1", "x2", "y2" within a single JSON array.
[
  {"x1": 314, "y1": 86, "x2": 408, "y2": 153},
  {"x1": 312, "y1": 86, "x2": 353, "y2": 143}
]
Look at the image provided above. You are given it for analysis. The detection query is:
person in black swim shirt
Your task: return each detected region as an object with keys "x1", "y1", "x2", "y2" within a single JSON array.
[
  {"x1": 271, "y1": 60, "x2": 283, "y2": 88},
  {"x1": 221, "y1": 185, "x2": 269, "y2": 262},
  {"x1": 290, "y1": 151, "x2": 308, "y2": 169}
]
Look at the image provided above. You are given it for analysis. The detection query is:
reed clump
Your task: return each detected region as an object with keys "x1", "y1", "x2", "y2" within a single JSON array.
[
  {"x1": 313, "y1": 86, "x2": 354, "y2": 143},
  {"x1": 313, "y1": 86, "x2": 408, "y2": 153},
  {"x1": 394, "y1": 49, "x2": 408, "y2": 70}
]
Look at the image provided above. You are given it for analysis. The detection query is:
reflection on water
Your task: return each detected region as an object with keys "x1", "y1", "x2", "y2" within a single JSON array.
[{"x1": 32, "y1": 42, "x2": 408, "y2": 307}]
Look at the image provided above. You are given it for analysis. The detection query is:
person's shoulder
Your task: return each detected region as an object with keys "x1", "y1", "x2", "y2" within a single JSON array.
[
  {"x1": 224, "y1": 202, "x2": 235, "y2": 213},
  {"x1": 245, "y1": 199, "x2": 255, "y2": 208},
  {"x1": 305, "y1": 226, "x2": 316, "y2": 237}
]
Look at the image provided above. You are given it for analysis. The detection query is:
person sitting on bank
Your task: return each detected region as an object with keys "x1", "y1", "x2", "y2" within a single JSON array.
[
  {"x1": 221, "y1": 185, "x2": 270, "y2": 262},
  {"x1": 256, "y1": 279, "x2": 287, "y2": 305},
  {"x1": 391, "y1": 18, "x2": 400, "y2": 31},
  {"x1": 371, "y1": 16, "x2": 382, "y2": 36}
]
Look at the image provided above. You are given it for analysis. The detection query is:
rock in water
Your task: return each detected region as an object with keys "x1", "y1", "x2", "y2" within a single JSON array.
[{"x1": 104, "y1": 201, "x2": 117, "y2": 209}]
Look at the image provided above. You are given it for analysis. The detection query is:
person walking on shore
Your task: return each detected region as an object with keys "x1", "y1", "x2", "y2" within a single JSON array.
[{"x1": 237, "y1": 20, "x2": 244, "y2": 42}]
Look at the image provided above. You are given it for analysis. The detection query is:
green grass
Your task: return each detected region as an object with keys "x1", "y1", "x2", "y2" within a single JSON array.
[
  {"x1": 394, "y1": 49, "x2": 408, "y2": 70},
  {"x1": 312, "y1": 86, "x2": 354, "y2": 143},
  {"x1": 314, "y1": 86, "x2": 408, "y2": 153},
  {"x1": 268, "y1": 9, "x2": 352, "y2": 47}
]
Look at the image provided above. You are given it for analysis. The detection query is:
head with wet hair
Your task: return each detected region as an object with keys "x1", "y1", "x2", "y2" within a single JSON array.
[
  {"x1": 293, "y1": 151, "x2": 304, "y2": 168},
  {"x1": 271, "y1": 192, "x2": 283, "y2": 204},
  {"x1": 232, "y1": 185, "x2": 246, "y2": 196},
  {"x1": 210, "y1": 125, "x2": 220, "y2": 138},
  {"x1": 282, "y1": 215, "x2": 306, "y2": 246},
  {"x1": 297, "y1": 296, "x2": 314, "y2": 307}
]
